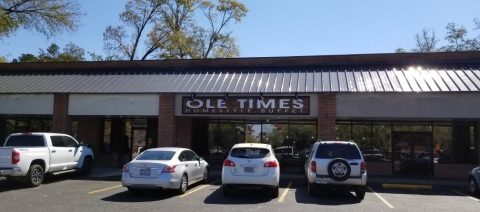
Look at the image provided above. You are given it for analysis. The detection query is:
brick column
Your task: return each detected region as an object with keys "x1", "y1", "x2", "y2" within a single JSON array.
[
  {"x1": 76, "y1": 117, "x2": 103, "y2": 155},
  {"x1": 53, "y1": 94, "x2": 71, "y2": 133},
  {"x1": 177, "y1": 117, "x2": 192, "y2": 148},
  {"x1": 317, "y1": 94, "x2": 336, "y2": 141},
  {"x1": 158, "y1": 94, "x2": 176, "y2": 147}
]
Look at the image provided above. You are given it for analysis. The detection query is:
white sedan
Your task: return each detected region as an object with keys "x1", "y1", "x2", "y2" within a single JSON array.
[
  {"x1": 122, "y1": 147, "x2": 209, "y2": 194},
  {"x1": 221, "y1": 143, "x2": 280, "y2": 198}
]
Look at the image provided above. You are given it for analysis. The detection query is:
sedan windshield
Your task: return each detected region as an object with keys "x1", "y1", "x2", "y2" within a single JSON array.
[
  {"x1": 230, "y1": 148, "x2": 270, "y2": 159},
  {"x1": 137, "y1": 151, "x2": 176, "y2": 161}
]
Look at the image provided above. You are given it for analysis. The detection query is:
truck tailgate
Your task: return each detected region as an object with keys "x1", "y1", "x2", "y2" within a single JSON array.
[{"x1": 0, "y1": 147, "x2": 13, "y2": 167}]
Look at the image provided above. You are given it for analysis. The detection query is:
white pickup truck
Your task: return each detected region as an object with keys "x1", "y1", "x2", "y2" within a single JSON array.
[{"x1": 0, "y1": 132, "x2": 94, "y2": 187}]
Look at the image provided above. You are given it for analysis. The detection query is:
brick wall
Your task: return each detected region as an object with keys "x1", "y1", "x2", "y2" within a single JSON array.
[
  {"x1": 317, "y1": 94, "x2": 336, "y2": 140},
  {"x1": 76, "y1": 117, "x2": 103, "y2": 154},
  {"x1": 176, "y1": 117, "x2": 192, "y2": 148},
  {"x1": 158, "y1": 94, "x2": 176, "y2": 147},
  {"x1": 53, "y1": 94, "x2": 71, "y2": 133}
]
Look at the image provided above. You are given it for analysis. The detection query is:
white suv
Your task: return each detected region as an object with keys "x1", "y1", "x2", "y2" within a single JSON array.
[
  {"x1": 221, "y1": 143, "x2": 280, "y2": 198},
  {"x1": 304, "y1": 141, "x2": 367, "y2": 200}
]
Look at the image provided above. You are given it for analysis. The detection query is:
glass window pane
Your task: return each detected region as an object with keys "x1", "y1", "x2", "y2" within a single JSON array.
[
  {"x1": 246, "y1": 124, "x2": 261, "y2": 143},
  {"x1": 433, "y1": 126, "x2": 452, "y2": 164}
]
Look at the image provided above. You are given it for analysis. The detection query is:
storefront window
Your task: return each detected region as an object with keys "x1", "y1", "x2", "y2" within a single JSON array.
[
  {"x1": 245, "y1": 123, "x2": 261, "y2": 143},
  {"x1": 433, "y1": 126, "x2": 452, "y2": 164},
  {"x1": 262, "y1": 124, "x2": 287, "y2": 148}
]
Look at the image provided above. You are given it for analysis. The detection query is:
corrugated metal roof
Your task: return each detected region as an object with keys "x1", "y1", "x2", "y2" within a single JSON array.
[{"x1": 1, "y1": 65, "x2": 480, "y2": 93}]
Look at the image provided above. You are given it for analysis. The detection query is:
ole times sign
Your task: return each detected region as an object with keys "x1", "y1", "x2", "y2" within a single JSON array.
[{"x1": 182, "y1": 96, "x2": 309, "y2": 115}]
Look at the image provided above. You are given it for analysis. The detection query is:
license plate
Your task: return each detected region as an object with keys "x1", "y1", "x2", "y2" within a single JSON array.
[
  {"x1": 316, "y1": 178, "x2": 328, "y2": 184},
  {"x1": 140, "y1": 168, "x2": 151, "y2": 176},
  {"x1": 244, "y1": 166, "x2": 254, "y2": 173}
]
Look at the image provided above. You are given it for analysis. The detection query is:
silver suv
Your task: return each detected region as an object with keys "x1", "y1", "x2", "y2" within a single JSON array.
[{"x1": 304, "y1": 141, "x2": 367, "y2": 200}]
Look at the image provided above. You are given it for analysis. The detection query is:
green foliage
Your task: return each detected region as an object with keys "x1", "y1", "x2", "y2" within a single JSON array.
[
  {"x1": 0, "y1": 55, "x2": 6, "y2": 62},
  {"x1": 0, "y1": 0, "x2": 82, "y2": 37},
  {"x1": 104, "y1": 0, "x2": 248, "y2": 60},
  {"x1": 401, "y1": 19, "x2": 480, "y2": 52},
  {"x1": 13, "y1": 42, "x2": 86, "y2": 62}
]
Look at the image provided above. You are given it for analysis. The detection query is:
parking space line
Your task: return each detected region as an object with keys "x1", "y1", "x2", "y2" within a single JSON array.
[
  {"x1": 278, "y1": 181, "x2": 292, "y2": 203},
  {"x1": 88, "y1": 185, "x2": 122, "y2": 194},
  {"x1": 367, "y1": 186, "x2": 394, "y2": 209},
  {"x1": 179, "y1": 180, "x2": 220, "y2": 198},
  {"x1": 452, "y1": 190, "x2": 480, "y2": 202}
]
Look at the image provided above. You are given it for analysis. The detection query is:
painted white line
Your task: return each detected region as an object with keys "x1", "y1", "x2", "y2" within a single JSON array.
[
  {"x1": 88, "y1": 184, "x2": 122, "y2": 194},
  {"x1": 367, "y1": 186, "x2": 394, "y2": 209},
  {"x1": 278, "y1": 181, "x2": 292, "y2": 203},
  {"x1": 452, "y1": 190, "x2": 480, "y2": 202},
  {"x1": 179, "y1": 180, "x2": 220, "y2": 198}
]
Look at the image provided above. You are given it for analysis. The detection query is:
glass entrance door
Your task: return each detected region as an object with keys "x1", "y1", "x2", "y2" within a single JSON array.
[{"x1": 392, "y1": 132, "x2": 433, "y2": 176}]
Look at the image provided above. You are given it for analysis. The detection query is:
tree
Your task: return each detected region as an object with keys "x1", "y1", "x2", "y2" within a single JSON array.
[
  {"x1": 103, "y1": 0, "x2": 247, "y2": 60},
  {"x1": 0, "y1": 0, "x2": 82, "y2": 37},
  {"x1": 13, "y1": 42, "x2": 86, "y2": 62},
  {"x1": 399, "y1": 20, "x2": 480, "y2": 52},
  {"x1": 0, "y1": 55, "x2": 6, "y2": 62},
  {"x1": 413, "y1": 28, "x2": 438, "y2": 53}
]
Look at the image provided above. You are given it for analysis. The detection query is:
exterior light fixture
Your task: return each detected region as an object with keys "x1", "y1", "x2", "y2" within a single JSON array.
[
  {"x1": 190, "y1": 93, "x2": 196, "y2": 100},
  {"x1": 294, "y1": 93, "x2": 299, "y2": 99},
  {"x1": 224, "y1": 93, "x2": 229, "y2": 100},
  {"x1": 259, "y1": 93, "x2": 264, "y2": 100}
]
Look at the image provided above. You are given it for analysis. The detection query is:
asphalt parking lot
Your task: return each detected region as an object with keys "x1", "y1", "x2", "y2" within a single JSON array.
[{"x1": 1, "y1": 174, "x2": 479, "y2": 212}]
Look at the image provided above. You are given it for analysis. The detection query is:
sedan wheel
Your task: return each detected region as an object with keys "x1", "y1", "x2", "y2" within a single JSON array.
[
  {"x1": 469, "y1": 178, "x2": 479, "y2": 195},
  {"x1": 178, "y1": 175, "x2": 188, "y2": 194}
]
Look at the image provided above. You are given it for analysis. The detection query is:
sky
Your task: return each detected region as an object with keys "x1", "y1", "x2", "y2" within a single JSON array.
[{"x1": 1, "y1": 0, "x2": 480, "y2": 61}]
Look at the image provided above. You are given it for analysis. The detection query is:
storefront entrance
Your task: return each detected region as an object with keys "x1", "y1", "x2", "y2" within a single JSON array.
[
  {"x1": 392, "y1": 132, "x2": 434, "y2": 176},
  {"x1": 191, "y1": 119, "x2": 317, "y2": 173}
]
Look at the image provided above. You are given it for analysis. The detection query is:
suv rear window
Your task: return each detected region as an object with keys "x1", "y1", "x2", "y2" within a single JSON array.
[
  {"x1": 230, "y1": 148, "x2": 270, "y2": 159},
  {"x1": 315, "y1": 143, "x2": 361, "y2": 159},
  {"x1": 5, "y1": 135, "x2": 45, "y2": 147}
]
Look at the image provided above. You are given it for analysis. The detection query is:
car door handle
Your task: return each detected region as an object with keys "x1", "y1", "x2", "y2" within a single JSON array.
[
  {"x1": 51, "y1": 150, "x2": 56, "y2": 153},
  {"x1": 68, "y1": 150, "x2": 73, "y2": 152},
  {"x1": 185, "y1": 164, "x2": 188, "y2": 167},
  {"x1": 350, "y1": 162, "x2": 359, "y2": 165}
]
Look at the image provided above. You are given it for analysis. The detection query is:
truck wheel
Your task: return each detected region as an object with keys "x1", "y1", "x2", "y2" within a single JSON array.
[
  {"x1": 80, "y1": 157, "x2": 93, "y2": 175},
  {"x1": 26, "y1": 164, "x2": 44, "y2": 187}
]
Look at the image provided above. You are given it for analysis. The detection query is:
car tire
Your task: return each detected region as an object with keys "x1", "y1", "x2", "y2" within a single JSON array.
[
  {"x1": 307, "y1": 182, "x2": 316, "y2": 196},
  {"x1": 468, "y1": 177, "x2": 479, "y2": 196},
  {"x1": 327, "y1": 158, "x2": 351, "y2": 182},
  {"x1": 178, "y1": 174, "x2": 188, "y2": 194},
  {"x1": 202, "y1": 168, "x2": 209, "y2": 183},
  {"x1": 270, "y1": 186, "x2": 279, "y2": 198},
  {"x1": 80, "y1": 157, "x2": 93, "y2": 176},
  {"x1": 26, "y1": 164, "x2": 44, "y2": 187},
  {"x1": 355, "y1": 186, "x2": 366, "y2": 200},
  {"x1": 222, "y1": 185, "x2": 232, "y2": 196}
]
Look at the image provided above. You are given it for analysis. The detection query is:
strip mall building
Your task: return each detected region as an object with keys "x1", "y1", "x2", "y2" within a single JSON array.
[{"x1": 1, "y1": 52, "x2": 479, "y2": 180}]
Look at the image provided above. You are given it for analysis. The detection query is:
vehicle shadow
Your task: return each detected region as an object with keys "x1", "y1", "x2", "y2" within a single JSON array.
[
  {"x1": 101, "y1": 189, "x2": 178, "y2": 202},
  {"x1": 204, "y1": 187, "x2": 273, "y2": 205},
  {"x1": 0, "y1": 178, "x2": 32, "y2": 192},
  {"x1": 294, "y1": 184, "x2": 362, "y2": 205}
]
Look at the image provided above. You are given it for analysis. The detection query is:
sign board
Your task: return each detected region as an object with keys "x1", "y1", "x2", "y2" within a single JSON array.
[{"x1": 182, "y1": 96, "x2": 309, "y2": 115}]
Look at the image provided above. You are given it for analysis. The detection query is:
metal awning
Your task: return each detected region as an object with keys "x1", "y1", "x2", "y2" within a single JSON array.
[{"x1": 0, "y1": 65, "x2": 480, "y2": 93}]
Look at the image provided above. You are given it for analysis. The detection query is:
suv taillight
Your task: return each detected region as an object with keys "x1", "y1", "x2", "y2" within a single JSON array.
[
  {"x1": 310, "y1": 161, "x2": 316, "y2": 173},
  {"x1": 223, "y1": 159, "x2": 235, "y2": 167},
  {"x1": 264, "y1": 161, "x2": 278, "y2": 168},
  {"x1": 122, "y1": 164, "x2": 129, "y2": 172},
  {"x1": 12, "y1": 150, "x2": 20, "y2": 164},
  {"x1": 361, "y1": 161, "x2": 367, "y2": 174}
]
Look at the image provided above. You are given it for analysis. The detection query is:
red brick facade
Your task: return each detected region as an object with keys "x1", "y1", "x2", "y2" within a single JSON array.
[
  {"x1": 157, "y1": 94, "x2": 176, "y2": 147},
  {"x1": 317, "y1": 94, "x2": 336, "y2": 140},
  {"x1": 76, "y1": 117, "x2": 103, "y2": 154},
  {"x1": 53, "y1": 94, "x2": 71, "y2": 133}
]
